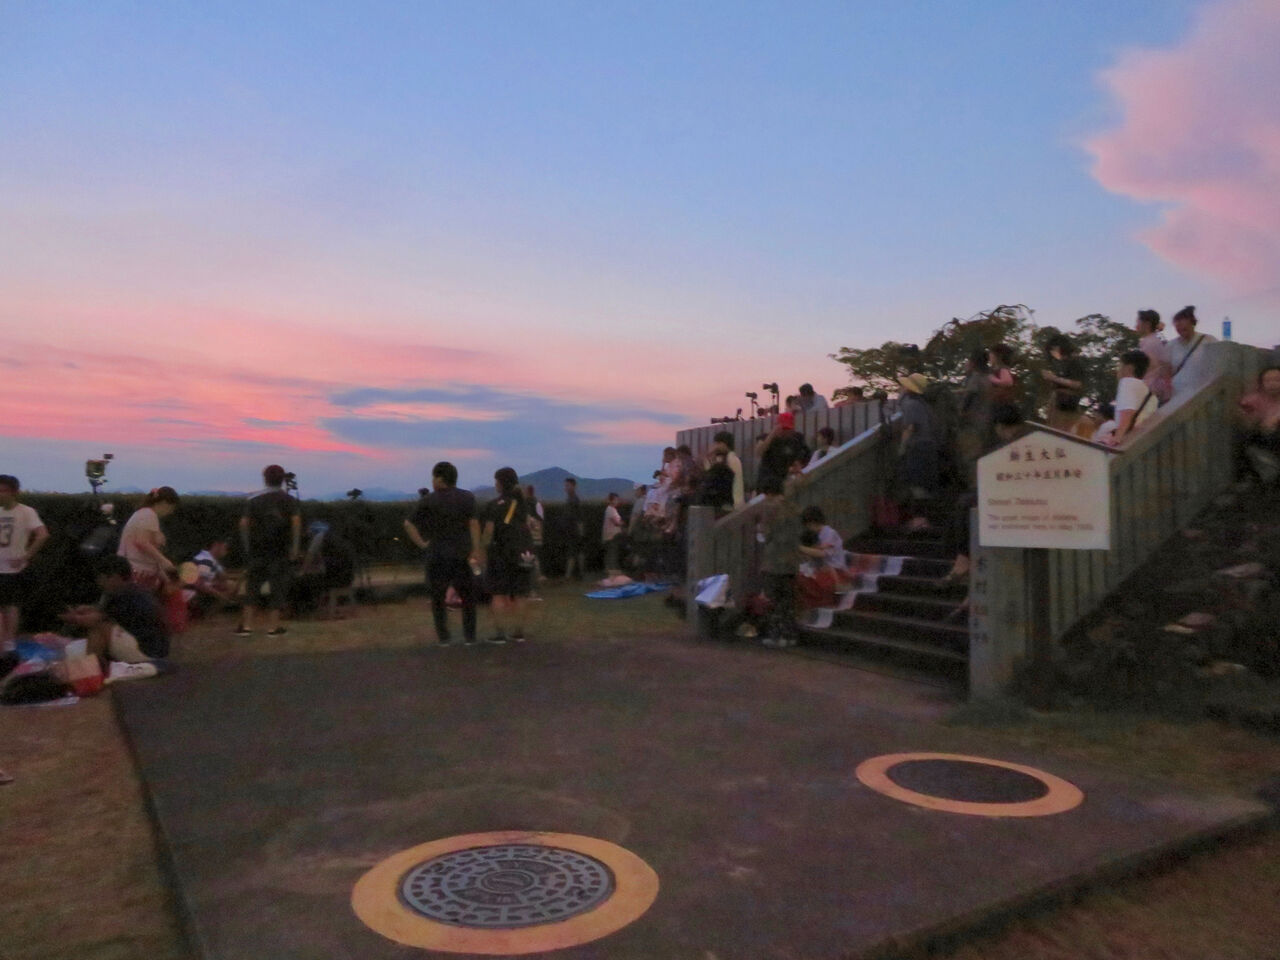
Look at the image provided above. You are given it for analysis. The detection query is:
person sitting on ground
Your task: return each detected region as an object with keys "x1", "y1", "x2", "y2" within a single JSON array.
[
  {"x1": 757, "y1": 477, "x2": 800, "y2": 649},
  {"x1": 1135, "y1": 309, "x2": 1173, "y2": 406},
  {"x1": 807, "y1": 427, "x2": 836, "y2": 467},
  {"x1": 987, "y1": 343, "x2": 1017, "y2": 406},
  {"x1": 0, "y1": 475, "x2": 49, "y2": 652},
  {"x1": 1238, "y1": 365, "x2": 1280, "y2": 486},
  {"x1": 895, "y1": 373, "x2": 941, "y2": 531},
  {"x1": 481, "y1": 467, "x2": 535, "y2": 644},
  {"x1": 238, "y1": 464, "x2": 301, "y2": 637},
  {"x1": 756, "y1": 412, "x2": 809, "y2": 492},
  {"x1": 60, "y1": 555, "x2": 168, "y2": 683},
  {"x1": 118, "y1": 487, "x2": 179, "y2": 594},
  {"x1": 1168, "y1": 305, "x2": 1216, "y2": 393},
  {"x1": 182, "y1": 536, "x2": 236, "y2": 618},
  {"x1": 1100, "y1": 350, "x2": 1155, "y2": 446},
  {"x1": 797, "y1": 382, "x2": 828, "y2": 412},
  {"x1": 291, "y1": 521, "x2": 358, "y2": 618},
  {"x1": 1040, "y1": 333, "x2": 1086, "y2": 432}
]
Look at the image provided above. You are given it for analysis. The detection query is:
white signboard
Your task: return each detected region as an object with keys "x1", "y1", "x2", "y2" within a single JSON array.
[{"x1": 977, "y1": 428, "x2": 1114, "y2": 550}]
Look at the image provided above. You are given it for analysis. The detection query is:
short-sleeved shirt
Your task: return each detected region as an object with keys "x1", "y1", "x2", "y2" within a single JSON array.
[
  {"x1": 1050, "y1": 356, "x2": 1086, "y2": 411},
  {"x1": 102, "y1": 585, "x2": 170, "y2": 659},
  {"x1": 118, "y1": 507, "x2": 165, "y2": 574},
  {"x1": 816, "y1": 525, "x2": 847, "y2": 571},
  {"x1": 243, "y1": 488, "x2": 300, "y2": 559},
  {"x1": 483, "y1": 496, "x2": 529, "y2": 563},
  {"x1": 602, "y1": 505, "x2": 623, "y2": 542},
  {"x1": 1115, "y1": 377, "x2": 1156, "y2": 430},
  {"x1": 0, "y1": 503, "x2": 45, "y2": 574},
  {"x1": 758, "y1": 430, "x2": 810, "y2": 487},
  {"x1": 409, "y1": 486, "x2": 477, "y2": 560}
]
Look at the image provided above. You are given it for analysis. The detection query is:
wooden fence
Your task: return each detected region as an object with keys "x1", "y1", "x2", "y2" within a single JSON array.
[
  {"x1": 685, "y1": 405, "x2": 893, "y2": 610},
  {"x1": 972, "y1": 340, "x2": 1277, "y2": 695},
  {"x1": 676, "y1": 401, "x2": 888, "y2": 497}
]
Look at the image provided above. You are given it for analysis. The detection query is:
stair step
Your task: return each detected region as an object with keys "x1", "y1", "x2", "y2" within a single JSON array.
[
  {"x1": 797, "y1": 626, "x2": 968, "y2": 665},
  {"x1": 901, "y1": 557, "x2": 953, "y2": 578},
  {"x1": 847, "y1": 538, "x2": 954, "y2": 560},
  {"x1": 833, "y1": 609, "x2": 969, "y2": 651},
  {"x1": 853, "y1": 592, "x2": 963, "y2": 621},
  {"x1": 877, "y1": 574, "x2": 967, "y2": 599}
]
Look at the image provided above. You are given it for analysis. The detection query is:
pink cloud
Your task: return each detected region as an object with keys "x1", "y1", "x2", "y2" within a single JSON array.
[{"x1": 1086, "y1": 0, "x2": 1280, "y2": 293}]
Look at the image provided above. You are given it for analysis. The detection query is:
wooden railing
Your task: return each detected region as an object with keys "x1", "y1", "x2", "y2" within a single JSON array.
[
  {"x1": 685, "y1": 404, "x2": 892, "y2": 611},
  {"x1": 676, "y1": 401, "x2": 887, "y2": 497},
  {"x1": 972, "y1": 341, "x2": 1277, "y2": 695}
]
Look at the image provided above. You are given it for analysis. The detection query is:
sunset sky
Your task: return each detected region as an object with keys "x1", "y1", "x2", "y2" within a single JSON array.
[{"x1": 2, "y1": 0, "x2": 1276, "y2": 494}]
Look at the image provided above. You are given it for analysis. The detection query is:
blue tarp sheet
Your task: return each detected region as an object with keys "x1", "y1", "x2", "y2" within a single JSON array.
[{"x1": 584, "y1": 582, "x2": 671, "y2": 600}]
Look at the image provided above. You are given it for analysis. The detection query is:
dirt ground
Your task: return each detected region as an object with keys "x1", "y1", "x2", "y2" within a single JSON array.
[{"x1": 2, "y1": 583, "x2": 1279, "y2": 960}]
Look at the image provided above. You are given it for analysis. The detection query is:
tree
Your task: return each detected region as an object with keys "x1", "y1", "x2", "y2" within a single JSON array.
[{"x1": 830, "y1": 305, "x2": 1137, "y2": 417}]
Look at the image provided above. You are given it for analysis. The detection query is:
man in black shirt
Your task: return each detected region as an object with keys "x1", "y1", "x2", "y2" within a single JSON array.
[
  {"x1": 61, "y1": 555, "x2": 168, "y2": 682},
  {"x1": 403, "y1": 461, "x2": 481, "y2": 646},
  {"x1": 239, "y1": 464, "x2": 301, "y2": 637},
  {"x1": 562, "y1": 477, "x2": 585, "y2": 581},
  {"x1": 1041, "y1": 334, "x2": 1086, "y2": 432},
  {"x1": 756, "y1": 412, "x2": 810, "y2": 492}
]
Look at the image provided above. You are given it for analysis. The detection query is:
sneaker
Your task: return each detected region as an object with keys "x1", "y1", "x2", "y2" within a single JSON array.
[
  {"x1": 486, "y1": 634, "x2": 509, "y2": 646},
  {"x1": 462, "y1": 636, "x2": 479, "y2": 647},
  {"x1": 105, "y1": 661, "x2": 159, "y2": 685},
  {"x1": 512, "y1": 632, "x2": 527, "y2": 643},
  {"x1": 233, "y1": 626, "x2": 251, "y2": 637},
  {"x1": 438, "y1": 637, "x2": 454, "y2": 647},
  {"x1": 266, "y1": 627, "x2": 287, "y2": 637}
]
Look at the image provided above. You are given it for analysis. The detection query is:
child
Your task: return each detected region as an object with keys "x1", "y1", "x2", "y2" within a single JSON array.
[{"x1": 757, "y1": 477, "x2": 800, "y2": 648}]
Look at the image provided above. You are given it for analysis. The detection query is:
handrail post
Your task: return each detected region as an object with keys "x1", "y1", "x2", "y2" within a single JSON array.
[{"x1": 685, "y1": 506, "x2": 715, "y2": 636}]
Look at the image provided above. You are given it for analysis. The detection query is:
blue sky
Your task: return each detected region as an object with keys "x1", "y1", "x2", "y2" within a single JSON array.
[{"x1": 2, "y1": 0, "x2": 1273, "y2": 493}]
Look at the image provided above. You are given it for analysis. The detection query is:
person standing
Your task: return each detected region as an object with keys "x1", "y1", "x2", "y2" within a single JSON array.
[
  {"x1": 602, "y1": 492, "x2": 624, "y2": 576},
  {"x1": 956, "y1": 350, "x2": 993, "y2": 489},
  {"x1": 987, "y1": 344, "x2": 1017, "y2": 406},
  {"x1": 1169, "y1": 305, "x2": 1216, "y2": 393},
  {"x1": 237, "y1": 465, "x2": 300, "y2": 637},
  {"x1": 1100, "y1": 351, "x2": 1155, "y2": 446},
  {"x1": 562, "y1": 476, "x2": 585, "y2": 580},
  {"x1": 797, "y1": 383, "x2": 828, "y2": 412},
  {"x1": 756, "y1": 412, "x2": 809, "y2": 492},
  {"x1": 757, "y1": 477, "x2": 800, "y2": 648},
  {"x1": 524, "y1": 484, "x2": 547, "y2": 595},
  {"x1": 1040, "y1": 334, "x2": 1086, "y2": 432},
  {"x1": 0, "y1": 475, "x2": 49, "y2": 651},
  {"x1": 118, "y1": 487, "x2": 179, "y2": 593},
  {"x1": 895, "y1": 373, "x2": 941, "y2": 530},
  {"x1": 482, "y1": 468, "x2": 534, "y2": 644},
  {"x1": 807, "y1": 427, "x2": 836, "y2": 467},
  {"x1": 403, "y1": 461, "x2": 480, "y2": 646},
  {"x1": 1135, "y1": 309, "x2": 1173, "y2": 406}
]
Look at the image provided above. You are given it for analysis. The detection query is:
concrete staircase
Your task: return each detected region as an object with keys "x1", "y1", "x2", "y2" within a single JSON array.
[{"x1": 797, "y1": 503, "x2": 969, "y2": 683}]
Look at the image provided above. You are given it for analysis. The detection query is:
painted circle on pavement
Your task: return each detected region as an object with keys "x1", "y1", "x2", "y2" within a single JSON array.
[
  {"x1": 855, "y1": 752, "x2": 1084, "y2": 817},
  {"x1": 352, "y1": 831, "x2": 658, "y2": 954}
]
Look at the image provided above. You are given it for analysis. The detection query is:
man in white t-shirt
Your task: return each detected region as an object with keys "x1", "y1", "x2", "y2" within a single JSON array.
[
  {"x1": 602, "y1": 493, "x2": 624, "y2": 575},
  {"x1": 0, "y1": 475, "x2": 50, "y2": 650},
  {"x1": 1104, "y1": 351, "x2": 1157, "y2": 446}
]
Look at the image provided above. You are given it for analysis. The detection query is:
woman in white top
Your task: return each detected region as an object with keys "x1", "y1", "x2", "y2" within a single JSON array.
[
  {"x1": 1135, "y1": 309, "x2": 1172, "y2": 406},
  {"x1": 118, "y1": 486, "x2": 179, "y2": 591},
  {"x1": 1102, "y1": 351, "x2": 1157, "y2": 446}
]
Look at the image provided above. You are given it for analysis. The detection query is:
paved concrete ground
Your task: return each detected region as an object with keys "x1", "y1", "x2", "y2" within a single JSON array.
[{"x1": 114, "y1": 635, "x2": 1269, "y2": 960}]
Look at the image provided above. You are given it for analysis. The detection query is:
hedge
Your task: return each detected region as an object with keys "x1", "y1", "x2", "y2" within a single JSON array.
[{"x1": 15, "y1": 492, "x2": 632, "y2": 630}]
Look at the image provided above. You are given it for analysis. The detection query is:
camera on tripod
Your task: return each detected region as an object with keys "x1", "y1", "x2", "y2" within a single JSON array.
[
  {"x1": 283, "y1": 471, "x2": 299, "y2": 494},
  {"x1": 85, "y1": 453, "x2": 114, "y2": 495}
]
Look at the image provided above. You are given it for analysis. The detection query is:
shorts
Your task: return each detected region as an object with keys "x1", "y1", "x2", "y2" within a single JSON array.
[
  {"x1": 485, "y1": 555, "x2": 532, "y2": 599},
  {"x1": 0, "y1": 571, "x2": 27, "y2": 607},
  {"x1": 246, "y1": 557, "x2": 292, "y2": 610}
]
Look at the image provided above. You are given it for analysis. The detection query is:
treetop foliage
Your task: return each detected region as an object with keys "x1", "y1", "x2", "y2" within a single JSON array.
[{"x1": 829, "y1": 304, "x2": 1137, "y2": 416}]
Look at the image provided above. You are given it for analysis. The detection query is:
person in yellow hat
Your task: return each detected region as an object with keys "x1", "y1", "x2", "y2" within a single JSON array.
[{"x1": 895, "y1": 373, "x2": 941, "y2": 532}]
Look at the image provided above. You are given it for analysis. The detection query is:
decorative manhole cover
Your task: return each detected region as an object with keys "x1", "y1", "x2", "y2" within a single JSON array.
[
  {"x1": 398, "y1": 844, "x2": 615, "y2": 929},
  {"x1": 352, "y1": 831, "x2": 659, "y2": 954},
  {"x1": 885, "y1": 759, "x2": 1051, "y2": 804},
  {"x1": 855, "y1": 752, "x2": 1084, "y2": 817}
]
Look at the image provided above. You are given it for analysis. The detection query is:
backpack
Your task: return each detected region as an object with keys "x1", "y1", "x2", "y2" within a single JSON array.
[{"x1": 492, "y1": 498, "x2": 536, "y2": 568}]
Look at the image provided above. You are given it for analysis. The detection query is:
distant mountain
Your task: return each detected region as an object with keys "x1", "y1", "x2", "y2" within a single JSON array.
[{"x1": 473, "y1": 467, "x2": 642, "y2": 503}]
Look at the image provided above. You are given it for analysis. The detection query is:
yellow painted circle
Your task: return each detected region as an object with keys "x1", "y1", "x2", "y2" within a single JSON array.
[
  {"x1": 352, "y1": 831, "x2": 659, "y2": 954},
  {"x1": 855, "y1": 752, "x2": 1084, "y2": 818}
]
